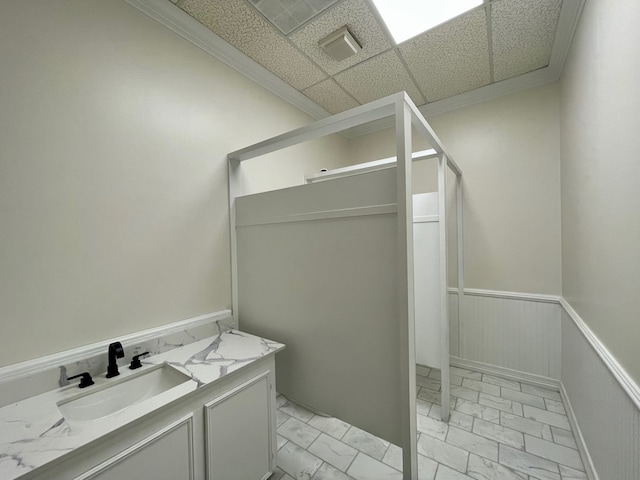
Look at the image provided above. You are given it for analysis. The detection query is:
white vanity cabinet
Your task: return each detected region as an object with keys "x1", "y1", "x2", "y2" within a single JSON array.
[
  {"x1": 73, "y1": 415, "x2": 196, "y2": 480},
  {"x1": 205, "y1": 370, "x2": 274, "y2": 480},
  {"x1": 25, "y1": 357, "x2": 277, "y2": 480}
]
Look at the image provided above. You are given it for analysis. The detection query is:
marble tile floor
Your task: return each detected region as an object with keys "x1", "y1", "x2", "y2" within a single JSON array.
[{"x1": 269, "y1": 366, "x2": 586, "y2": 480}]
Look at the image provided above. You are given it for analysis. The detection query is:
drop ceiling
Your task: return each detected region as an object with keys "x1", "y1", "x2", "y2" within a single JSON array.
[{"x1": 129, "y1": 0, "x2": 584, "y2": 133}]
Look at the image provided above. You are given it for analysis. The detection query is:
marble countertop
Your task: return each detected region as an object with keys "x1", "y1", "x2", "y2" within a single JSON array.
[{"x1": 0, "y1": 329, "x2": 285, "y2": 480}]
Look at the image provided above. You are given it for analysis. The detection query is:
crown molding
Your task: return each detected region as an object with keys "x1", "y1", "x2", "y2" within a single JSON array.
[
  {"x1": 343, "y1": 67, "x2": 555, "y2": 137},
  {"x1": 124, "y1": 0, "x2": 583, "y2": 138},
  {"x1": 123, "y1": 0, "x2": 331, "y2": 121},
  {"x1": 423, "y1": 0, "x2": 588, "y2": 118},
  {"x1": 548, "y1": 0, "x2": 586, "y2": 80}
]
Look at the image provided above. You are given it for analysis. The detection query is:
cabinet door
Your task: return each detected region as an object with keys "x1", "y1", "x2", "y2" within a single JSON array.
[
  {"x1": 74, "y1": 415, "x2": 194, "y2": 480},
  {"x1": 205, "y1": 371, "x2": 273, "y2": 480}
]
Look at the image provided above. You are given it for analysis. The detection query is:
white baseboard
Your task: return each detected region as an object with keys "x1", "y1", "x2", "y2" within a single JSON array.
[
  {"x1": 559, "y1": 382, "x2": 599, "y2": 480},
  {"x1": 418, "y1": 359, "x2": 560, "y2": 393},
  {"x1": 449, "y1": 354, "x2": 597, "y2": 480},
  {"x1": 449, "y1": 356, "x2": 561, "y2": 391}
]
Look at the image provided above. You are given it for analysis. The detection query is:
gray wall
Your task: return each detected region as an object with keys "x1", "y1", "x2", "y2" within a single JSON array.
[
  {"x1": 235, "y1": 169, "x2": 403, "y2": 444},
  {"x1": 559, "y1": 0, "x2": 640, "y2": 478},
  {"x1": 0, "y1": 0, "x2": 349, "y2": 367},
  {"x1": 348, "y1": 84, "x2": 563, "y2": 295},
  {"x1": 560, "y1": 0, "x2": 640, "y2": 386}
]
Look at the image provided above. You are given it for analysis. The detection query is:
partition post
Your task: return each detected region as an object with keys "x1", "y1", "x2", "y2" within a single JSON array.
[
  {"x1": 456, "y1": 175, "x2": 464, "y2": 358},
  {"x1": 396, "y1": 99, "x2": 417, "y2": 480},
  {"x1": 437, "y1": 154, "x2": 450, "y2": 421},
  {"x1": 228, "y1": 157, "x2": 243, "y2": 328}
]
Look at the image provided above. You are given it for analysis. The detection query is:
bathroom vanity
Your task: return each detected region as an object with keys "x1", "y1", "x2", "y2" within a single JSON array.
[{"x1": 0, "y1": 330, "x2": 285, "y2": 480}]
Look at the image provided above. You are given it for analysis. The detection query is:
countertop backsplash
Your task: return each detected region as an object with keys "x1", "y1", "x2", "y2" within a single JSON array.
[{"x1": 0, "y1": 313, "x2": 234, "y2": 408}]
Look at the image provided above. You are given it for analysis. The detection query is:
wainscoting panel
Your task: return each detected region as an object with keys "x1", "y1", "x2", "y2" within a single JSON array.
[
  {"x1": 457, "y1": 292, "x2": 561, "y2": 379},
  {"x1": 561, "y1": 306, "x2": 640, "y2": 480}
]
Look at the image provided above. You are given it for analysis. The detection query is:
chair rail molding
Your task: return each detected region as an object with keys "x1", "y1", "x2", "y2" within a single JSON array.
[
  {"x1": 559, "y1": 298, "x2": 640, "y2": 410},
  {"x1": 448, "y1": 287, "x2": 561, "y2": 304}
]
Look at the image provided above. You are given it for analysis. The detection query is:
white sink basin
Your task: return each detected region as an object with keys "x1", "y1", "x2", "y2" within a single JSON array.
[{"x1": 57, "y1": 364, "x2": 191, "y2": 423}]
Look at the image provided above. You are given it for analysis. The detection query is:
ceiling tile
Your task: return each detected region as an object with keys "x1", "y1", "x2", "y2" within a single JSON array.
[
  {"x1": 252, "y1": 0, "x2": 340, "y2": 35},
  {"x1": 491, "y1": 0, "x2": 562, "y2": 82},
  {"x1": 303, "y1": 79, "x2": 360, "y2": 114},
  {"x1": 289, "y1": 0, "x2": 392, "y2": 76},
  {"x1": 334, "y1": 50, "x2": 425, "y2": 106},
  {"x1": 271, "y1": 10, "x2": 301, "y2": 34},
  {"x1": 307, "y1": 0, "x2": 338, "y2": 10},
  {"x1": 399, "y1": 8, "x2": 490, "y2": 102},
  {"x1": 180, "y1": 0, "x2": 326, "y2": 89},
  {"x1": 252, "y1": 0, "x2": 285, "y2": 20}
]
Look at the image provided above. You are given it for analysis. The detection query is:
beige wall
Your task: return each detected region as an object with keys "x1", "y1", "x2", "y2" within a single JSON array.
[
  {"x1": 349, "y1": 84, "x2": 563, "y2": 295},
  {"x1": 560, "y1": 0, "x2": 640, "y2": 384},
  {"x1": 0, "y1": 0, "x2": 349, "y2": 367}
]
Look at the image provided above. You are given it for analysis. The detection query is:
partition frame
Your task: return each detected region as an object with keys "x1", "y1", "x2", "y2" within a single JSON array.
[
  {"x1": 228, "y1": 92, "x2": 462, "y2": 480},
  {"x1": 456, "y1": 175, "x2": 465, "y2": 360},
  {"x1": 395, "y1": 100, "x2": 417, "y2": 475},
  {"x1": 437, "y1": 154, "x2": 451, "y2": 420}
]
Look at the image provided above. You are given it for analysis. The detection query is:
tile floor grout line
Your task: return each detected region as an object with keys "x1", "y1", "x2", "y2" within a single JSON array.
[
  {"x1": 274, "y1": 368, "x2": 583, "y2": 480},
  {"x1": 523, "y1": 435, "x2": 585, "y2": 471},
  {"x1": 500, "y1": 441, "x2": 565, "y2": 474}
]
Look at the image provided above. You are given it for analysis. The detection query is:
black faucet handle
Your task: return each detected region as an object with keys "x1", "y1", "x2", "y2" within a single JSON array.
[
  {"x1": 68, "y1": 372, "x2": 94, "y2": 388},
  {"x1": 129, "y1": 351, "x2": 150, "y2": 370}
]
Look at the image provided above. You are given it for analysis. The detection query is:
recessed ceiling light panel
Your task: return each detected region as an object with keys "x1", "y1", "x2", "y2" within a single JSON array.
[
  {"x1": 371, "y1": 0, "x2": 483, "y2": 44},
  {"x1": 319, "y1": 26, "x2": 362, "y2": 62}
]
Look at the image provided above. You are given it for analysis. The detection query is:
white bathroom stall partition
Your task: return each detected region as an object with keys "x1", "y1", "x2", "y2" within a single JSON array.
[
  {"x1": 227, "y1": 93, "x2": 462, "y2": 479},
  {"x1": 413, "y1": 192, "x2": 442, "y2": 369},
  {"x1": 307, "y1": 169, "x2": 458, "y2": 374},
  {"x1": 235, "y1": 169, "x2": 402, "y2": 445},
  {"x1": 308, "y1": 155, "x2": 461, "y2": 374}
]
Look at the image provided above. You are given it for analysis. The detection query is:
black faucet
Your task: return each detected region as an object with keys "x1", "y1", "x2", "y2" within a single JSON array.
[{"x1": 106, "y1": 341, "x2": 124, "y2": 378}]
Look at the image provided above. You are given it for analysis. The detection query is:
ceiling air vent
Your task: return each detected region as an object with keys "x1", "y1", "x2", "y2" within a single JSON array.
[{"x1": 319, "y1": 26, "x2": 362, "y2": 62}]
